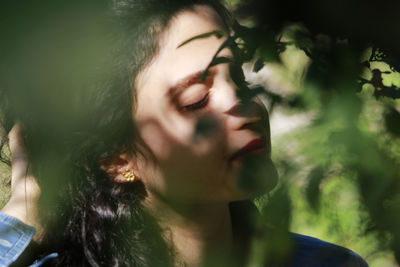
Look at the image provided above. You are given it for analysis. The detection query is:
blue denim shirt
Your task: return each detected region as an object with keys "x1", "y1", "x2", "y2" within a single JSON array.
[
  {"x1": 0, "y1": 212, "x2": 57, "y2": 267},
  {"x1": 0, "y1": 212, "x2": 35, "y2": 267}
]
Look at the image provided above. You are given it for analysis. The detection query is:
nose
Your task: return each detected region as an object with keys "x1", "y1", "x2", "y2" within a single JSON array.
[
  {"x1": 214, "y1": 79, "x2": 268, "y2": 131},
  {"x1": 225, "y1": 99, "x2": 268, "y2": 131}
]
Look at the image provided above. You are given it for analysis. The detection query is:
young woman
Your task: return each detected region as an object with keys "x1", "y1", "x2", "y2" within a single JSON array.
[{"x1": 0, "y1": 0, "x2": 368, "y2": 266}]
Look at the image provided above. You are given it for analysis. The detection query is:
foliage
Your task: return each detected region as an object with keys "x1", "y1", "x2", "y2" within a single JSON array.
[
  {"x1": 0, "y1": 162, "x2": 10, "y2": 209},
  {"x1": 224, "y1": 0, "x2": 400, "y2": 265}
]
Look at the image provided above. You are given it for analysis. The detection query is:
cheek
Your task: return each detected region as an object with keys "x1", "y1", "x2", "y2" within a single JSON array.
[
  {"x1": 136, "y1": 113, "x2": 241, "y2": 201},
  {"x1": 139, "y1": 119, "x2": 172, "y2": 160},
  {"x1": 138, "y1": 113, "x2": 227, "y2": 170},
  {"x1": 137, "y1": 103, "x2": 227, "y2": 158}
]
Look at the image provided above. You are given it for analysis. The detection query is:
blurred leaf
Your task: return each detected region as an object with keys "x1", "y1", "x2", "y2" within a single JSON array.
[
  {"x1": 305, "y1": 166, "x2": 325, "y2": 212},
  {"x1": 261, "y1": 184, "x2": 291, "y2": 231},
  {"x1": 287, "y1": 95, "x2": 307, "y2": 110},
  {"x1": 384, "y1": 107, "x2": 400, "y2": 136},
  {"x1": 236, "y1": 86, "x2": 267, "y2": 103},
  {"x1": 193, "y1": 115, "x2": 220, "y2": 140},
  {"x1": 238, "y1": 156, "x2": 278, "y2": 194}
]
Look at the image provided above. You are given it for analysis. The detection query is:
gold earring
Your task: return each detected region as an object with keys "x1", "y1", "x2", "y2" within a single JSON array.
[{"x1": 122, "y1": 169, "x2": 135, "y2": 182}]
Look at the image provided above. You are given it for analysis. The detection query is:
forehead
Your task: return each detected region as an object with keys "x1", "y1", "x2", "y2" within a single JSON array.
[{"x1": 135, "y1": 5, "x2": 231, "y2": 98}]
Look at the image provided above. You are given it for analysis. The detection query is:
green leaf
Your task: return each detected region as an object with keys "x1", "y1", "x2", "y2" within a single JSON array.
[
  {"x1": 177, "y1": 30, "x2": 225, "y2": 48},
  {"x1": 200, "y1": 37, "x2": 236, "y2": 81},
  {"x1": 252, "y1": 58, "x2": 264, "y2": 73},
  {"x1": 200, "y1": 57, "x2": 232, "y2": 81}
]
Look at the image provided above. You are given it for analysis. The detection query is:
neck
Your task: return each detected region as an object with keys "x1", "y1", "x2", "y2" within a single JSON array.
[{"x1": 143, "y1": 195, "x2": 233, "y2": 267}]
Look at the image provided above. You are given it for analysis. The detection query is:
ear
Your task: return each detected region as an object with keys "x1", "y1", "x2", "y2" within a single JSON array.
[{"x1": 100, "y1": 153, "x2": 138, "y2": 183}]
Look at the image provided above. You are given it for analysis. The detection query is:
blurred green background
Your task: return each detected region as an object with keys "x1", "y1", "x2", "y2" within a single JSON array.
[
  {"x1": 250, "y1": 28, "x2": 400, "y2": 267},
  {"x1": 223, "y1": 0, "x2": 400, "y2": 265}
]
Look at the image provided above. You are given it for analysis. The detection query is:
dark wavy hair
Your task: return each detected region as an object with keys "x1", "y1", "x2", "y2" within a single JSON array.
[{"x1": 0, "y1": 0, "x2": 232, "y2": 266}]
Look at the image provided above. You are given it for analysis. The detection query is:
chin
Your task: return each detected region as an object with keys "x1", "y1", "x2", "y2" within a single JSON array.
[{"x1": 235, "y1": 155, "x2": 279, "y2": 197}]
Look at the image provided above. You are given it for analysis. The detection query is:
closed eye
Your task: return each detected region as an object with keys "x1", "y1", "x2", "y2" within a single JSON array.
[{"x1": 182, "y1": 92, "x2": 209, "y2": 111}]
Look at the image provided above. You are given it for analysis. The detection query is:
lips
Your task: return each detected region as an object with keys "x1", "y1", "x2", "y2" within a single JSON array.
[{"x1": 229, "y1": 138, "x2": 268, "y2": 161}]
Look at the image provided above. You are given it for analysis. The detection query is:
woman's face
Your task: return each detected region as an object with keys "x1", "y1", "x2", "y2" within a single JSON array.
[{"x1": 133, "y1": 5, "x2": 277, "y2": 204}]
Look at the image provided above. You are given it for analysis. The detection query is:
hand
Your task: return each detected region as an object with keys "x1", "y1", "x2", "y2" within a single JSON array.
[{"x1": 1, "y1": 124, "x2": 42, "y2": 241}]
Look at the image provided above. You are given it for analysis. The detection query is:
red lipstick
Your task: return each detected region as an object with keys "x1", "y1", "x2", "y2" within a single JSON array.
[{"x1": 230, "y1": 138, "x2": 268, "y2": 161}]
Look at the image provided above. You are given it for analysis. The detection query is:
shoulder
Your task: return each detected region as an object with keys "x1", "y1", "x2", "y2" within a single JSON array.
[{"x1": 289, "y1": 233, "x2": 369, "y2": 267}]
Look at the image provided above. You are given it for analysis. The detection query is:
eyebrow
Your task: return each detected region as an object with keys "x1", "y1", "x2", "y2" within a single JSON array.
[
  {"x1": 167, "y1": 69, "x2": 216, "y2": 100},
  {"x1": 167, "y1": 53, "x2": 235, "y2": 98}
]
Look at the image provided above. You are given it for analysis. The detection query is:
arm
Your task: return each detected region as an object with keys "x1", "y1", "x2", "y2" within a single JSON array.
[
  {"x1": 0, "y1": 125, "x2": 43, "y2": 266},
  {"x1": 1, "y1": 125, "x2": 41, "y2": 237}
]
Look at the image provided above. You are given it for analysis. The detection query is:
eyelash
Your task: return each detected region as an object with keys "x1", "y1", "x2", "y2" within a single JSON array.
[{"x1": 182, "y1": 92, "x2": 210, "y2": 111}]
